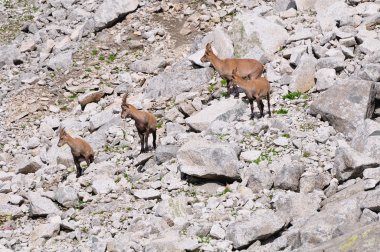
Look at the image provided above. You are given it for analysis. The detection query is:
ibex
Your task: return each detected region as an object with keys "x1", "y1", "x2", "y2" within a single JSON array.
[
  {"x1": 120, "y1": 93, "x2": 157, "y2": 153},
  {"x1": 57, "y1": 128, "x2": 94, "y2": 178},
  {"x1": 201, "y1": 42, "x2": 264, "y2": 97},
  {"x1": 231, "y1": 68, "x2": 271, "y2": 119}
]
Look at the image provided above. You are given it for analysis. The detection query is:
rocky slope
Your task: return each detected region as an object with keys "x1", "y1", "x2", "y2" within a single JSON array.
[{"x1": 0, "y1": 0, "x2": 380, "y2": 251}]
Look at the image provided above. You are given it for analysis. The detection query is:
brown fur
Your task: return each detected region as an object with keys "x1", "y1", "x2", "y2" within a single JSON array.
[
  {"x1": 121, "y1": 93, "x2": 157, "y2": 153},
  {"x1": 201, "y1": 42, "x2": 264, "y2": 97},
  {"x1": 231, "y1": 68, "x2": 271, "y2": 119},
  {"x1": 57, "y1": 128, "x2": 94, "y2": 178}
]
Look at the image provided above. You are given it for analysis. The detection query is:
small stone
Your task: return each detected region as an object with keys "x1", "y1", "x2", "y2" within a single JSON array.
[
  {"x1": 240, "y1": 150, "x2": 262, "y2": 162},
  {"x1": 274, "y1": 137, "x2": 289, "y2": 146},
  {"x1": 132, "y1": 189, "x2": 161, "y2": 200}
]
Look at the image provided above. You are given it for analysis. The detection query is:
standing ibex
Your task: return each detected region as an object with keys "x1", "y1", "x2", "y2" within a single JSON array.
[
  {"x1": 57, "y1": 128, "x2": 94, "y2": 178},
  {"x1": 201, "y1": 42, "x2": 264, "y2": 97},
  {"x1": 231, "y1": 68, "x2": 271, "y2": 119},
  {"x1": 120, "y1": 93, "x2": 157, "y2": 153}
]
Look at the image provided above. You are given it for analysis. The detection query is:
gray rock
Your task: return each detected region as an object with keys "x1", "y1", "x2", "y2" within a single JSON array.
[
  {"x1": 361, "y1": 64, "x2": 380, "y2": 82},
  {"x1": 55, "y1": 186, "x2": 78, "y2": 208},
  {"x1": 315, "y1": 68, "x2": 336, "y2": 91},
  {"x1": 299, "y1": 197, "x2": 362, "y2": 248},
  {"x1": 229, "y1": 12, "x2": 289, "y2": 57},
  {"x1": 295, "y1": 0, "x2": 315, "y2": 11},
  {"x1": 287, "y1": 29, "x2": 317, "y2": 43},
  {"x1": 28, "y1": 192, "x2": 60, "y2": 217},
  {"x1": 155, "y1": 145, "x2": 179, "y2": 165},
  {"x1": 188, "y1": 49, "x2": 211, "y2": 68},
  {"x1": 289, "y1": 54, "x2": 317, "y2": 93},
  {"x1": 9, "y1": 195, "x2": 24, "y2": 205},
  {"x1": 324, "y1": 178, "x2": 339, "y2": 197},
  {"x1": 133, "y1": 189, "x2": 161, "y2": 200},
  {"x1": 210, "y1": 224, "x2": 226, "y2": 239},
  {"x1": 89, "y1": 106, "x2": 119, "y2": 131},
  {"x1": 185, "y1": 98, "x2": 247, "y2": 132},
  {"x1": 274, "y1": 161, "x2": 304, "y2": 191},
  {"x1": 155, "y1": 197, "x2": 187, "y2": 221},
  {"x1": 129, "y1": 57, "x2": 167, "y2": 74},
  {"x1": 358, "y1": 38, "x2": 380, "y2": 55},
  {"x1": 0, "y1": 45, "x2": 23, "y2": 67},
  {"x1": 14, "y1": 155, "x2": 41, "y2": 174},
  {"x1": 200, "y1": 26, "x2": 234, "y2": 59},
  {"x1": 316, "y1": 1, "x2": 354, "y2": 32},
  {"x1": 178, "y1": 102, "x2": 196, "y2": 117},
  {"x1": 240, "y1": 150, "x2": 261, "y2": 162},
  {"x1": 273, "y1": 137, "x2": 289, "y2": 146},
  {"x1": 20, "y1": 39, "x2": 37, "y2": 52},
  {"x1": 226, "y1": 209, "x2": 286, "y2": 249},
  {"x1": 360, "y1": 208, "x2": 379, "y2": 225},
  {"x1": 31, "y1": 223, "x2": 60, "y2": 241},
  {"x1": 177, "y1": 139, "x2": 241, "y2": 180},
  {"x1": 94, "y1": 0, "x2": 139, "y2": 31},
  {"x1": 309, "y1": 80, "x2": 376, "y2": 134},
  {"x1": 92, "y1": 176, "x2": 117, "y2": 194},
  {"x1": 47, "y1": 51, "x2": 73, "y2": 71},
  {"x1": 363, "y1": 168, "x2": 380, "y2": 190},
  {"x1": 20, "y1": 73, "x2": 40, "y2": 85},
  {"x1": 316, "y1": 57, "x2": 345, "y2": 72},
  {"x1": 273, "y1": 191, "x2": 321, "y2": 226},
  {"x1": 303, "y1": 222, "x2": 380, "y2": 252},
  {"x1": 246, "y1": 165, "x2": 274, "y2": 193},
  {"x1": 360, "y1": 189, "x2": 380, "y2": 212},
  {"x1": 333, "y1": 143, "x2": 379, "y2": 182},
  {"x1": 299, "y1": 171, "x2": 331, "y2": 193},
  {"x1": 144, "y1": 67, "x2": 214, "y2": 99},
  {"x1": 352, "y1": 120, "x2": 380, "y2": 163},
  {"x1": 274, "y1": 0, "x2": 296, "y2": 12}
]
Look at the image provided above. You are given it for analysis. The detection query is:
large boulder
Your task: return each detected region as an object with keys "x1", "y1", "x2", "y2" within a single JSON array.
[
  {"x1": 333, "y1": 142, "x2": 379, "y2": 182},
  {"x1": 144, "y1": 67, "x2": 214, "y2": 99},
  {"x1": 177, "y1": 139, "x2": 241, "y2": 181},
  {"x1": 229, "y1": 12, "x2": 289, "y2": 58},
  {"x1": 273, "y1": 191, "x2": 321, "y2": 226},
  {"x1": 14, "y1": 155, "x2": 41, "y2": 174},
  {"x1": 185, "y1": 98, "x2": 247, "y2": 132},
  {"x1": 28, "y1": 192, "x2": 60, "y2": 217},
  {"x1": 298, "y1": 197, "x2": 362, "y2": 248},
  {"x1": 315, "y1": 1, "x2": 356, "y2": 32},
  {"x1": 226, "y1": 209, "x2": 286, "y2": 249},
  {"x1": 201, "y1": 27, "x2": 234, "y2": 59},
  {"x1": 309, "y1": 80, "x2": 376, "y2": 135},
  {"x1": 94, "y1": 0, "x2": 139, "y2": 31},
  {"x1": 304, "y1": 222, "x2": 380, "y2": 252}
]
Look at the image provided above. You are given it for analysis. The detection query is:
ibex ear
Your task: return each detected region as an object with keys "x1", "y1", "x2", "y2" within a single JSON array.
[
  {"x1": 206, "y1": 42, "x2": 212, "y2": 50},
  {"x1": 122, "y1": 93, "x2": 128, "y2": 105},
  {"x1": 232, "y1": 68, "x2": 238, "y2": 75}
]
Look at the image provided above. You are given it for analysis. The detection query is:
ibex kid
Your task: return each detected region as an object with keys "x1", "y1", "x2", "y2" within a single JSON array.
[
  {"x1": 57, "y1": 128, "x2": 94, "y2": 178},
  {"x1": 120, "y1": 93, "x2": 157, "y2": 153},
  {"x1": 201, "y1": 42, "x2": 264, "y2": 97},
  {"x1": 231, "y1": 68, "x2": 271, "y2": 119}
]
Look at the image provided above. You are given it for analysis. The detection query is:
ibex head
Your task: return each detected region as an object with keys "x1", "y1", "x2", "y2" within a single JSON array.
[{"x1": 200, "y1": 42, "x2": 214, "y2": 63}]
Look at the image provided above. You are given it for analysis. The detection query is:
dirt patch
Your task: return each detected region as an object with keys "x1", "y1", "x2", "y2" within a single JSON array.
[{"x1": 152, "y1": 14, "x2": 201, "y2": 48}]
